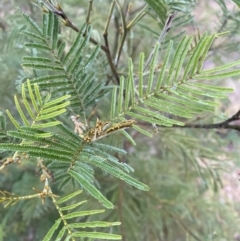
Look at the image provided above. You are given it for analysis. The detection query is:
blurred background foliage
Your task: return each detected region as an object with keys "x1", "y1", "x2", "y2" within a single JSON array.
[{"x1": 1, "y1": 0, "x2": 240, "y2": 241}]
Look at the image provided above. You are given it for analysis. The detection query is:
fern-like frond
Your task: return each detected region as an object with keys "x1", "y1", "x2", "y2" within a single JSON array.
[
  {"x1": 20, "y1": 9, "x2": 105, "y2": 112},
  {"x1": 43, "y1": 190, "x2": 121, "y2": 241},
  {"x1": 110, "y1": 32, "x2": 236, "y2": 136},
  {"x1": 6, "y1": 79, "x2": 70, "y2": 130},
  {"x1": 0, "y1": 121, "x2": 149, "y2": 207}
]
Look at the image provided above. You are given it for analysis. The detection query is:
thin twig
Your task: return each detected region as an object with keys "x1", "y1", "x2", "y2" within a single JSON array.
[
  {"x1": 86, "y1": 0, "x2": 93, "y2": 24},
  {"x1": 114, "y1": 1, "x2": 146, "y2": 67},
  {"x1": 114, "y1": 0, "x2": 128, "y2": 67},
  {"x1": 103, "y1": 1, "x2": 120, "y2": 84},
  {"x1": 126, "y1": 5, "x2": 147, "y2": 30},
  {"x1": 173, "y1": 109, "x2": 240, "y2": 131},
  {"x1": 123, "y1": 0, "x2": 131, "y2": 22},
  {"x1": 137, "y1": 109, "x2": 240, "y2": 132},
  {"x1": 112, "y1": 10, "x2": 120, "y2": 58},
  {"x1": 129, "y1": 3, "x2": 146, "y2": 15},
  {"x1": 42, "y1": 1, "x2": 119, "y2": 83},
  {"x1": 144, "y1": 11, "x2": 178, "y2": 71}
]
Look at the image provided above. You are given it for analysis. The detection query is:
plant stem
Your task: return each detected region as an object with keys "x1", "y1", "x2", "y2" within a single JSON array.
[
  {"x1": 86, "y1": 0, "x2": 93, "y2": 24},
  {"x1": 173, "y1": 109, "x2": 240, "y2": 131},
  {"x1": 144, "y1": 11, "x2": 178, "y2": 71},
  {"x1": 43, "y1": 1, "x2": 119, "y2": 84},
  {"x1": 126, "y1": 5, "x2": 147, "y2": 30},
  {"x1": 138, "y1": 109, "x2": 240, "y2": 132},
  {"x1": 114, "y1": 0, "x2": 128, "y2": 67},
  {"x1": 114, "y1": 0, "x2": 145, "y2": 67},
  {"x1": 103, "y1": 1, "x2": 120, "y2": 84}
]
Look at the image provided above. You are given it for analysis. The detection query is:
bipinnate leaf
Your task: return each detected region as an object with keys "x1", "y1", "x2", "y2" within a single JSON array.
[{"x1": 109, "y1": 32, "x2": 235, "y2": 136}]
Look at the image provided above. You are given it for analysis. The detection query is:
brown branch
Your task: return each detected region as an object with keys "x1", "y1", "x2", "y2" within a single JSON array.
[
  {"x1": 113, "y1": 1, "x2": 146, "y2": 66},
  {"x1": 103, "y1": 1, "x2": 120, "y2": 85},
  {"x1": 144, "y1": 11, "x2": 178, "y2": 71},
  {"x1": 177, "y1": 123, "x2": 240, "y2": 131},
  {"x1": 114, "y1": 1, "x2": 129, "y2": 67},
  {"x1": 172, "y1": 109, "x2": 240, "y2": 131},
  {"x1": 86, "y1": 0, "x2": 93, "y2": 24},
  {"x1": 43, "y1": 1, "x2": 119, "y2": 84},
  {"x1": 137, "y1": 109, "x2": 240, "y2": 132},
  {"x1": 112, "y1": 11, "x2": 120, "y2": 58}
]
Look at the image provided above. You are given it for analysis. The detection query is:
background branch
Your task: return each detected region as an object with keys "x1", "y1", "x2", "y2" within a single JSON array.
[
  {"x1": 45, "y1": 1, "x2": 119, "y2": 84},
  {"x1": 114, "y1": 0, "x2": 129, "y2": 67},
  {"x1": 103, "y1": 1, "x2": 120, "y2": 84},
  {"x1": 86, "y1": 0, "x2": 93, "y2": 24},
  {"x1": 174, "y1": 109, "x2": 240, "y2": 131},
  {"x1": 144, "y1": 11, "x2": 178, "y2": 71},
  {"x1": 137, "y1": 109, "x2": 240, "y2": 132}
]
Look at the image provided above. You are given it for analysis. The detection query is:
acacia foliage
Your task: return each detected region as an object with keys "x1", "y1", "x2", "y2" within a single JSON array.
[{"x1": 0, "y1": 1, "x2": 240, "y2": 241}]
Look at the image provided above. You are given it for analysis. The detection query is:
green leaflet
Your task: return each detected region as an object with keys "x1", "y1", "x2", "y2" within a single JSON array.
[
  {"x1": 59, "y1": 200, "x2": 87, "y2": 211},
  {"x1": 68, "y1": 169, "x2": 114, "y2": 209},
  {"x1": 133, "y1": 124, "x2": 153, "y2": 137},
  {"x1": 119, "y1": 129, "x2": 136, "y2": 145},
  {"x1": 22, "y1": 30, "x2": 45, "y2": 41},
  {"x1": 42, "y1": 219, "x2": 61, "y2": 241},
  {"x1": 55, "y1": 227, "x2": 66, "y2": 241},
  {"x1": 200, "y1": 60, "x2": 240, "y2": 74},
  {"x1": 64, "y1": 210, "x2": 105, "y2": 220},
  {"x1": 117, "y1": 77, "x2": 124, "y2": 114},
  {"x1": 156, "y1": 40, "x2": 173, "y2": 89},
  {"x1": 195, "y1": 69, "x2": 240, "y2": 80},
  {"x1": 147, "y1": 43, "x2": 159, "y2": 94},
  {"x1": 68, "y1": 221, "x2": 121, "y2": 228},
  {"x1": 5, "y1": 110, "x2": 21, "y2": 129},
  {"x1": 25, "y1": 43, "x2": 51, "y2": 51},
  {"x1": 32, "y1": 74, "x2": 67, "y2": 83},
  {"x1": 138, "y1": 52, "x2": 144, "y2": 98},
  {"x1": 70, "y1": 232, "x2": 122, "y2": 240},
  {"x1": 57, "y1": 190, "x2": 83, "y2": 204},
  {"x1": 18, "y1": 7, "x2": 43, "y2": 35},
  {"x1": 110, "y1": 87, "x2": 117, "y2": 119}
]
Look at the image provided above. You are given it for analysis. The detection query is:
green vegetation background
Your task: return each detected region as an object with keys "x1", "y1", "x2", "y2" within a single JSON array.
[{"x1": 1, "y1": 0, "x2": 240, "y2": 241}]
